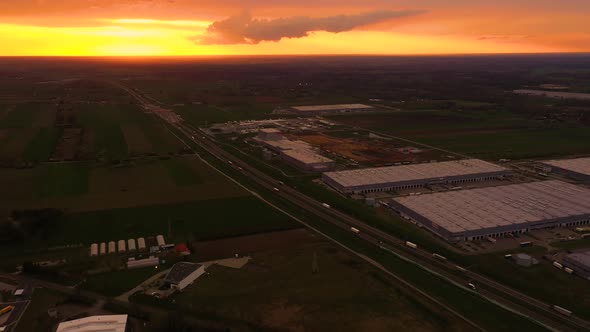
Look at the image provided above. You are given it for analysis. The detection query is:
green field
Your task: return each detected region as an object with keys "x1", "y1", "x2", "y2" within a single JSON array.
[
  {"x1": 84, "y1": 267, "x2": 161, "y2": 296},
  {"x1": 36, "y1": 163, "x2": 91, "y2": 198},
  {"x1": 51, "y1": 196, "x2": 297, "y2": 245},
  {"x1": 332, "y1": 110, "x2": 590, "y2": 159},
  {"x1": 23, "y1": 128, "x2": 62, "y2": 161},
  {"x1": 162, "y1": 158, "x2": 203, "y2": 186},
  {"x1": 134, "y1": 241, "x2": 472, "y2": 332}
]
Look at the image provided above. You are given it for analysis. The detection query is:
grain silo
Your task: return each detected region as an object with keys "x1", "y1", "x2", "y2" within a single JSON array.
[
  {"x1": 137, "y1": 237, "x2": 146, "y2": 251},
  {"x1": 108, "y1": 241, "x2": 116, "y2": 254},
  {"x1": 99, "y1": 242, "x2": 106, "y2": 255},
  {"x1": 118, "y1": 240, "x2": 126, "y2": 253},
  {"x1": 128, "y1": 239, "x2": 136, "y2": 251},
  {"x1": 156, "y1": 234, "x2": 165, "y2": 247},
  {"x1": 90, "y1": 243, "x2": 98, "y2": 256}
]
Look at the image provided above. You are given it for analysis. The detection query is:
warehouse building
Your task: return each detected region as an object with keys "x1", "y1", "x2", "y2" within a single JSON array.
[
  {"x1": 56, "y1": 315, "x2": 128, "y2": 332},
  {"x1": 388, "y1": 181, "x2": 590, "y2": 243},
  {"x1": 164, "y1": 262, "x2": 206, "y2": 291},
  {"x1": 254, "y1": 132, "x2": 335, "y2": 172},
  {"x1": 291, "y1": 103, "x2": 373, "y2": 114},
  {"x1": 322, "y1": 159, "x2": 510, "y2": 194},
  {"x1": 563, "y1": 249, "x2": 590, "y2": 280},
  {"x1": 541, "y1": 157, "x2": 590, "y2": 182}
]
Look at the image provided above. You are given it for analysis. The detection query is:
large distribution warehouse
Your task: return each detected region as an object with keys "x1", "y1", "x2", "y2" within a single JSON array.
[
  {"x1": 388, "y1": 180, "x2": 590, "y2": 243},
  {"x1": 322, "y1": 159, "x2": 511, "y2": 194},
  {"x1": 254, "y1": 129, "x2": 335, "y2": 172},
  {"x1": 541, "y1": 157, "x2": 590, "y2": 182},
  {"x1": 563, "y1": 249, "x2": 590, "y2": 280},
  {"x1": 291, "y1": 104, "x2": 373, "y2": 114}
]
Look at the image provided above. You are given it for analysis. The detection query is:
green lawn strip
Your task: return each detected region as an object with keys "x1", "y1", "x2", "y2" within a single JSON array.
[
  {"x1": 36, "y1": 163, "x2": 91, "y2": 198},
  {"x1": 83, "y1": 267, "x2": 161, "y2": 297},
  {"x1": 23, "y1": 127, "x2": 62, "y2": 162}
]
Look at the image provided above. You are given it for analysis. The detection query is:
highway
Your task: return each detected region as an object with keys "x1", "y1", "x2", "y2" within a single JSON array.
[{"x1": 113, "y1": 81, "x2": 590, "y2": 332}]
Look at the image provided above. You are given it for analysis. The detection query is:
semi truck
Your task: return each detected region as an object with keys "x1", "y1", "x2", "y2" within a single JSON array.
[
  {"x1": 405, "y1": 241, "x2": 418, "y2": 249},
  {"x1": 350, "y1": 227, "x2": 360, "y2": 234}
]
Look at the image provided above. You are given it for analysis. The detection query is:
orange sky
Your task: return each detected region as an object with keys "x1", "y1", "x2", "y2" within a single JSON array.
[{"x1": 0, "y1": 0, "x2": 588, "y2": 56}]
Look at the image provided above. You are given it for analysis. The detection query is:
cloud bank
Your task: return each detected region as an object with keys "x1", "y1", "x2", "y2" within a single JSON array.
[{"x1": 192, "y1": 10, "x2": 425, "y2": 45}]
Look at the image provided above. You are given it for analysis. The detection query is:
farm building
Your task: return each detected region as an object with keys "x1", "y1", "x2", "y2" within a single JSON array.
[
  {"x1": 164, "y1": 262, "x2": 205, "y2": 291},
  {"x1": 56, "y1": 314, "x2": 128, "y2": 332},
  {"x1": 388, "y1": 181, "x2": 590, "y2": 243},
  {"x1": 322, "y1": 159, "x2": 510, "y2": 194},
  {"x1": 563, "y1": 249, "x2": 590, "y2": 280},
  {"x1": 254, "y1": 132, "x2": 335, "y2": 172},
  {"x1": 291, "y1": 104, "x2": 373, "y2": 114},
  {"x1": 540, "y1": 157, "x2": 590, "y2": 182}
]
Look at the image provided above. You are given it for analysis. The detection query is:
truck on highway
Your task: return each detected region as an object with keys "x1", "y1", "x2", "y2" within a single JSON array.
[
  {"x1": 519, "y1": 241, "x2": 532, "y2": 247},
  {"x1": 552, "y1": 305, "x2": 572, "y2": 316},
  {"x1": 432, "y1": 253, "x2": 447, "y2": 260},
  {"x1": 468, "y1": 283, "x2": 477, "y2": 291},
  {"x1": 322, "y1": 203, "x2": 331, "y2": 209},
  {"x1": 553, "y1": 261, "x2": 564, "y2": 269},
  {"x1": 405, "y1": 241, "x2": 418, "y2": 249},
  {"x1": 350, "y1": 227, "x2": 360, "y2": 234}
]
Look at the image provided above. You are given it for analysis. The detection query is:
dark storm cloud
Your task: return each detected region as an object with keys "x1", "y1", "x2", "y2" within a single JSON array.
[{"x1": 191, "y1": 10, "x2": 426, "y2": 45}]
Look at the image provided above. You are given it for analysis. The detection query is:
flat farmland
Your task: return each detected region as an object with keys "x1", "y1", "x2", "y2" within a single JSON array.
[
  {"x1": 0, "y1": 128, "x2": 38, "y2": 160},
  {"x1": 0, "y1": 156, "x2": 247, "y2": 217},
  {"x1": 51, "y1": 196, "x2": 298, "y2": 245},
  {"x1": 165, "y1": 240, "x2": 471, "y2": 332},
  {"x1": 78, "y1": 103, "x2": 184, "y2": 158},
  {"x1": 121, "y1": 123, "x2": 152, "y2": 155},
  {"x1": 332, "y1": 110, "x2": 590, "y2": 159}
]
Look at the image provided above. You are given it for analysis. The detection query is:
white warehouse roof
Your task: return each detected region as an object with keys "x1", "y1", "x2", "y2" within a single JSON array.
[
  {"x1": 324, "y1": 159, "x2": 508, "y2": 188},
  {"x1": 542, "y1": 157, "x2": 590, "y2": 176},
  {"x1": 56, "y1": 315, "x2": 128, "y2": 332},
  {"x1": 393, "y1": 180, "x2": 590, "y2": 234},
  {"x1": 292, "y1": 104, "x2": 372, "y2": 112}
]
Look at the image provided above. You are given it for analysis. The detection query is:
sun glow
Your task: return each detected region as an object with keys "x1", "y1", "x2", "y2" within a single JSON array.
[{"x1": 0, "y1": 16, "x2": 569, "y2": 56}]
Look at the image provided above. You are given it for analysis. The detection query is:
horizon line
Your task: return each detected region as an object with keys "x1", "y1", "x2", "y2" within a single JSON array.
[{"x1": 0, "y1": 52, "x2": 589, "y2": 58}]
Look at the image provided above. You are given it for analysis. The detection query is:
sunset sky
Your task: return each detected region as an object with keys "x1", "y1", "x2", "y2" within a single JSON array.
[{"x1": 1, "y1": 0, "x2": 589, "y2": 56}]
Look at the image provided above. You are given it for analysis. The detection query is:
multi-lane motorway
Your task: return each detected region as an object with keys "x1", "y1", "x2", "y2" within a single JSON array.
[{"x1": 115, "y1": 81, "x2": 590, "y2": 332}]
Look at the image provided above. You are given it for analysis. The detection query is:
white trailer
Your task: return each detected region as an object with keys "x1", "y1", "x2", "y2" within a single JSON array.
[
  {"x1": 432, "y1": 253, "x2": 447, "y2": 260},
  {"x1": 553, "y1": 261, "x2": 563, "y2": 269},
  {"x1": 322, "y1": 203, "x2": 331, "y2": 209},
  {"x1": 405, "y1": 241, "x2": 418, "y2": 249},
  {"x1": 552, "y1": 305, "x2": 572, "y2": 316},
  {"x1": 350, "y1": 227, "x2": 360, "y2": 234},
  {"x1": 564, "y1": 267, "x2": 574, "y2": 274}
]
